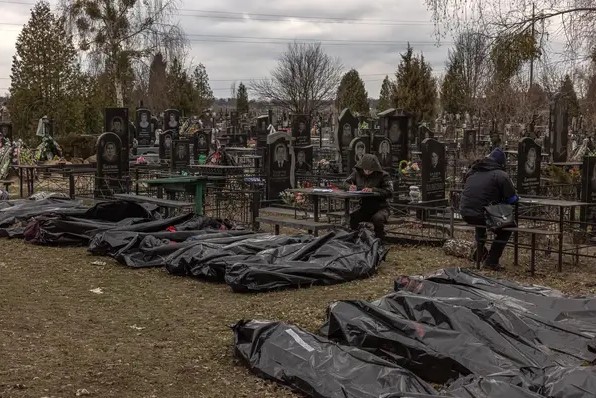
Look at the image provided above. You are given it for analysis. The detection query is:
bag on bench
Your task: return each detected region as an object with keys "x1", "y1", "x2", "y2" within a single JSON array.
[{"x1": 484, "y1": 203, "x2": 516, "y2": 231}]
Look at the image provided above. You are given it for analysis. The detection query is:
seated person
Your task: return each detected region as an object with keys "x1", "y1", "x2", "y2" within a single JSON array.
[
  {"x1": 344, "y1": 154, "x2": 393, "y2": 240},
  {"x1": 460, "y1": 147, "x2": 519, "y2": 270}
]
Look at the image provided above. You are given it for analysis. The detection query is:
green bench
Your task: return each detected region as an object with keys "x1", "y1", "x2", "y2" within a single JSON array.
[{"x1": 256, "y1": 215, "x2": 335, "y2": 237}]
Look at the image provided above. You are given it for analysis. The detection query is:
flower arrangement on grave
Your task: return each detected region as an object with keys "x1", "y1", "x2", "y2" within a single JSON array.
[
  {"x1": 279, "y1": 189, "x2": 310, "y2": 218},
  {"x1": 398, "y1": 160, "x2": 421, "y2": 177},
  {"x1": 36, "y1": 134, "x2": 62, "y2": 162}
]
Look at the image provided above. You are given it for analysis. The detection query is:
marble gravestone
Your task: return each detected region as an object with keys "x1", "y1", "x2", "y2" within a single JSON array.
[
  {"x1": 463, "y1": 129, "x2": 477, "y2": 154},
  {"x1": 372, "y1": 136, "x2": 392, "y2": 170},
  {"x1": 517, "y1": 137, "x2": 541, "y2": 196},
  {"x1": 159, "y1": 131, "x2": 174, "y2": 161},
  {"x1": 337, "y1": 108, "x2": 359, "y2": 172},
  {"x1": 550, "y1": 94, "x2": 569, "y2": 163},
  {"x1": 193, "y1": 131, "x2": 211, "y2": 159},
  {"x1": 294, "y1": 145, "x2": 313, "y2": 174},
  {"x1": 421, "y1": 138, "x2": 446, "y2": 202},
  {"x1": 104, "y1": 108, "x2": 129, "y2": 173},
  {"x1": 164, "y1": 109, "x2": 181, "y2": 138},
  {"x1": 95, "y1": 132, "x2": 123, "y2": 198},
  {"x1": 0, "y1": 122, "x2": 12, "y2": 141},
  {"x1": 581, "y1": 156, "x2": 596, "y2": 224},
  {"x1": 171, "y1": 140, "x2": 190, "y2": 171},
  {"x1": 266, "y1": 132, "x2": 294, "y2": 200},
  {"x1": 292, "y1": 114, "x2": 311, "y2": 146},
  {"x1": 347, "y1": 136, "x2": 370, "y2": 172},
  {"x1": 136, "y1": 108, "x2": 152, "y2": 146}
]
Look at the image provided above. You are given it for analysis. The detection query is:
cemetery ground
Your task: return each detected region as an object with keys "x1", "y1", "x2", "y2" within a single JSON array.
[{"x1": 2, "y1": 238, "x2": 596, "y2": 398}]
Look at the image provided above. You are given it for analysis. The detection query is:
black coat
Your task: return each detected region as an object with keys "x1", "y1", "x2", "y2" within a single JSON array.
[
  {"x1": 344, "y1": 169, "x2": 394, "y2": 209},
  {"x1": 459, "y1": 158, "x2": 516, "y2": 219}
]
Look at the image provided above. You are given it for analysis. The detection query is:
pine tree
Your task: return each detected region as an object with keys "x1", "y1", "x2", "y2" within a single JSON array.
[
  {"x1": 336, "y1": 69, "x2": 369, "y2": 115},
  {"x1": 236, "y1": 82, "x2": 249, "y2": 114},
  {"x1": 560, "y1": 74, "x2": 580, "y2": 117},
  {"x1": 192, "y1": 64, "x2": 214, "y2": 114},
  {"x1": 148, "y1": 53, "x2": 168, "y2": 112},
  {"x1": 166, "y1": 58, "x2": 194, "y2": 115},
  {"x1": 393, "y1": 44, "x2": 438, "y2": 122},
  {"x1": 9, "y1": 1, "x2": 83, "y2": 141},
  {"x1": 440, "y1": 53, "x2": 466, "y2": 114},
  {"x1": 377, "y1": 75, "x2": 394, "y2": 112}
]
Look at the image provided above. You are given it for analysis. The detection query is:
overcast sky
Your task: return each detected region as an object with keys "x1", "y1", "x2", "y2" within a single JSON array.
[{"x1": 0, "y1": 0, "x2": 569, "y2": 99}]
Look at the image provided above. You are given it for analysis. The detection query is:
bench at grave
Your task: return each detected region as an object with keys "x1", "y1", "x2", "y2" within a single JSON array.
[
  {"x1": 255, "y1": 215, "x2": 334, "y2": 237},
  {"x1": 113, "y1": 193, "x2": 193, "y2": 217}
]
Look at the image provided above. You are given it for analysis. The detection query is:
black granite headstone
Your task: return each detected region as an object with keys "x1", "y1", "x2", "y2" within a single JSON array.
[
  {"x1": 337, "y1": 108, "x2": 359, "y2": 172},
  {"x1": 550, "y1": 95, "x2": 569, "y2": 162},
  {"x1": 294, "y1": 146, "x2": 313, "y2": 174},
  {"x1": 419, "y1": 125, "x2": 434, "y2": 146},
  {"x1": 463, "y1": 129, "x2": 477, "y2": 154},
  {"x1": 230, "y1": 133, "x2": 248, "y2": 147},
  {"x1": 372, "y1": 136, "x2": 392, "y2": 170},
  {"x1": 0, "y1": 122, "x2": 12, "y2": 141},
  {"x1": 421, "y1": 138, "x2": 446, "y2": 202},
  {"x1": 517, "y1": 137, "x2": 541, "y2": 195},
  {"x1": 347, "y1": 136, "x2": 371, "y2": 172},
  {"x1": 266, "y1": 132, "x2": 293, "y2": 200},
  {"x1": 581, "y1": 156, "x2": 596, "y2": 224},
  {"x1": 193, "y1": 131, "x2": 211, "y2": 159},
  {"x1": 292, "y1": 114, "x2": 311, "y2": 146},
  {"x1": 95, "y1": 132, "x2": 123, "y2": 198},
  {"x1": 387, "y1": 116, "x2": 409, "y2": 166},
  {"x1": 164, "y1": 109, "x2": 181, "y2": 138},
  {"x1": 256, "y1": 114, "x2": 270, "y2": 149},
  {"x1": 171, "y1": 140, "x2": 190, "y2": 171},
  {"x1": 136, "y1": 108, "x2": 152, "y2": 146},
  {"x1": 159, "y1": 131, "x2": 174, "y2": 160},
  {"x1": 104, "y1": 108, "x2": 129, "y2": 173}
]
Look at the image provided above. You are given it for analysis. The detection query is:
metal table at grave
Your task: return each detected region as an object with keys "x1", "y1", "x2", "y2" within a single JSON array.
[
  {"x1": 139, "y1": 175, "x2": 225, "y2": 215},
  {"x1": 514, "y1": 197, "x2": 591, "y2": 271},
  {"x1": 289, "y1": 188, "x2": 380, "y2": 225}
]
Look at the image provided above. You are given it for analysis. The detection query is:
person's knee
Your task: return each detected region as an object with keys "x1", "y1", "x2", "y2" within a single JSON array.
[{"x1": 371, "y1": 212, "x2": 388, "y2": 226}]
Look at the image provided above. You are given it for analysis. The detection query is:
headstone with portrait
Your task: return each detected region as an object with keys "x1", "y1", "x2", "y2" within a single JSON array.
[
  {"x1": 347, "y1": 136, "x2": 371, "y2": 172},
  {"x1": 0, "y1": 122, "x2": 12, "y2": 142},
  {"x1": 171, "y1": 140, "x2": 190, "y2": 171},
  {"x1": 420, "y1": 138, "x2": 446, "y2": 202},
  {"x1": 337, "y1": 108, "x2": 359, "y2": 172},
  {"x1": 294, "y1": 145, "x2": 313, "y2": 174},
  {"x1": 193, "y1": 130, "x2": 211, "y2": 160},
  {"x1": 291, "y1": 114, "x2": 311, "y2": 146},
  {"x1": 95, "y1": 132, "x2": 123, "y2": 198},
  {"x1": 372, "y1": 136, "x2": 393, "y2": 170},
  {"x1": 580, "y1": 156, "x2": 596, "y2": 225},
  {"x1": 266, "y1": 132, "x2": 294, "y2": 200},
  {"x1": 104, "y1": 108, "x2": 129, "y2": 173},
  {"x1": 550, "y1": 94, "x2": 569, "y2": 162},
  {"x1": 379, "y1": 108, "x2": 411, "y2": 167},
  {"x1": 517, "y1": 137, "x2": 541, "y2": 195},
  {"x1": 159, "y1": 131, "x2": 174, "y2": 161},
  {"x1": 462, "y1": 129, "x2": 477, "y2": 154},
  {"x1": 136, "y1": 108, "x2": 152, "y2": 146},
  {"x1": 164, "y1": 109, "x2": 181, "y2": 138}
]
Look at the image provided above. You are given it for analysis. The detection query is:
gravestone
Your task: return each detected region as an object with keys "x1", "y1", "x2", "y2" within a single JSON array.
[
  {"x1": 379, "y1": 108, "x2": 411, "y2": 167},
  {"x1": 164, "y1": 109, "x2": 181, "y2": 138},
  {"x1": 104, "y1": 108, "x2": 129, "y2": 173},
  {"x1": 294, "y1": 145, "x2": 313, "y2": 173},
  {"x1": 159, "y1": 131, "x2": 174, "y2": 161},
  {"x1": 136, "y1": 108, "x2": 152, "y2": 146},
  {"x1": 550, "y1": 94, "x2": 569, "y2": 162},
  {"x1": 372, "y1": 136, "x2": 392, "y2": 170},
  {"x1": 0, "y1": 122, "x2": 12, "y2": 141},
  {"x1": 421, "y1": 138, "x2": 446, "y2": 202},
  {"x1": 581, "y1": 156, "x2": 596, "y2": 224},
  {"x1": 95, "y1": 132, "x2": 123, "y2": 198},
  {"x1": 463, "y1": 129, "x2": 477, "y2": 154},
  {"x1": 256, "y1": 114, "x2": 270, "y2": 149},
  {"x1": 517, "y1": 137, "x2": 541, "y2": 195},
  {"x1": 193, "y1": 131, "x2": 211, "y2": 159},
  {"x1": 292, "y1": 114, "x2": 311, "y2": 146},
  {"x1": 230, "y1": 111, "x2": 239, "y2": 128},
  {"x1": 266, "y1": 132, "x2": 294, "y2": 200},
  {"x1": 347, "y1": 136, "x2": 371, "y2": 172},
  {"x1": 337, "y1": 108, "x2": 359, "y2": 172},
  {"x1": 171, "y1": 140, "x2": 190, "y2": 171},
  {"x1": 230, "y1": 133, "x2": 248, "y2": 147},
  {"x1": 418, "y1": 125, "x2": 434, "y2": 146}
]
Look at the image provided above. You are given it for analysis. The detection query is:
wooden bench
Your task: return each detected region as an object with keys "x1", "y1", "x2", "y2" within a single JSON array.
[
  {"x1": 0, "y1": 180, "x2": 12, "y2": 191},
  {"x1": 503, "y1": 227, "x2": 560, "y2": 275},
  {"x1": 113, "y1": 193, "x2": 194, "y2": 217},
  {"x1": 255, "y1": 216, "x2": 335, "y2": 237}
]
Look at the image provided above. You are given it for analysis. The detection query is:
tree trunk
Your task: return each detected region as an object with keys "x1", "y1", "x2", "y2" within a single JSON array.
[{"x1": 115, "y1": 79, "x2": 124, "y2": 107}]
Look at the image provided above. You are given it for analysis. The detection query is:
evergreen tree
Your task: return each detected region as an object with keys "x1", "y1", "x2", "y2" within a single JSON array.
[
  {"x1": 148, "y1": 53, "x2": 168, "y2": 112},
  {"x1": 166, "y1": 58, "x2": 194, "y2": 116},
  {"x1": 336, "y1": 69, "x2": 369, "y2": 115},
  {"x1": 192, "y1": 64, "x2": 214, "y2": 114},
  {"x1": 9, "y1": 1, "x2": 83, "y2": 141},
  {"x1": 440, "y1": 54, "x2": 466, "y2": 114},
  {"x1": 393, "y1": 44, "x2": 438, "y2": 122},
  {"x1": 236, "y1": 82, "x2": 249, "y2": 114},
  {"x1": 377, "y1": 75, "x2": 394, "y2": 112},
  {"x1": 560, "y1": 74, "x2": 580, "y2": 117}
]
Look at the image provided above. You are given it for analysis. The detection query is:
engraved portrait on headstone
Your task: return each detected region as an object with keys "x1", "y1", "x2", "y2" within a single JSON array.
[
  {"x1": 136, "y1": 108, "x2": 152, "y2": 146},
  {"x1": 266, "y1": 132, "x2": 294, "y2": 200},
  {"x1": 347, "y1": 136, "x2": 370, "y2": 171},
  {"x1": 292, "y1": 114, "x2": 311, "y2": 146},
  {"x1": 159, "y1": 131, "x2": 174, "y2": 160},
  {"x1": 95, "y1": 132, "x2": 123, "y2": 198},
  {"x1": 295, "y1": 146, "x2": 313, "y2": 173},
  {"x1": 104, "y1": 107, "x2": 129, "y2": 173},
  {"x1": 421, "y1": 138, "x2": 446, "y2": 202},
  {"x1": 374, "y1": 137, "x2": 392, "y2": 169}
]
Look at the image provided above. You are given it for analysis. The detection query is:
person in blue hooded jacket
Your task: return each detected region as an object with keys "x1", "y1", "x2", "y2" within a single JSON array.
[{"x1": 460, "y1": 148, "x2": 519, "y2": 270}]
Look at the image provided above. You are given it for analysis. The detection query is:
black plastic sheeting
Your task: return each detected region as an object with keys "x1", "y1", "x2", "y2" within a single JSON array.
[{"x1": 233, "y1": 320, "x2": 440, "y2": 398}]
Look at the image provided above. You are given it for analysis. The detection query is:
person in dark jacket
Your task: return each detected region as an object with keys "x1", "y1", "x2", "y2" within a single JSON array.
[
  {"x1": 344, "y1": 154, "x2": 394, "y2": 240},
  {"x1": 460, "y1": 147, "x2": 519, "y2": 269}
]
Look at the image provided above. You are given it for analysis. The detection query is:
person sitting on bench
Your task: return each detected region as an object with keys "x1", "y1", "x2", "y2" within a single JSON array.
[
  {"x1": 460, "y1": 147, "x2": 519, "y2": 270},
  {"x1": 344, "y1": 154, "x2": 393, "y2": 240}
]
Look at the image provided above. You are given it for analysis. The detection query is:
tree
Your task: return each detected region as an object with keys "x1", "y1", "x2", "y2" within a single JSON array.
[
  {"x1": 9, "y1": 1, "x2": 84, "y2": 141},
  {"x1": 60, "y1": 0, "x2": 187, "y2": 106},
  {"x1": 378, "y1": 75, "x2": 394, "y2": 111},
  {"x1": 251, "y1": 42, "x2": 343, "y2": 114},
  {"x1": 336, "y1": 69, "x2": 369, "y2": 115},
  {"x1": 236, "y1": 82, "x2": 249, "y2": 114},
  {"x1": 192, "y1": 64, "x2": 214, "y2": 114},
  {"x1": 166, "y1": 58, "x2": 194, "y2": 116},
  {"x1": 393, "y1": 44, "x2": 438, "y2": 122},
  {"x1": 559, "y1": 74, "x2": 580, "y2": 117},
  {"x1": 147, "y1": 53, "x2": 168, "y2": 111},
  {"x1": 441, "y1": 55, "x2": 466, "y2": 115}
]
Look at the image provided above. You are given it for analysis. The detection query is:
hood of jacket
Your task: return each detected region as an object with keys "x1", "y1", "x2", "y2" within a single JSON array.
[
  {"x1": 470, "y1": 157, "x2": 505, "y2": 173},
  {"x1": 355, "y1": 154, "x2": 383, "y2": 172}
]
